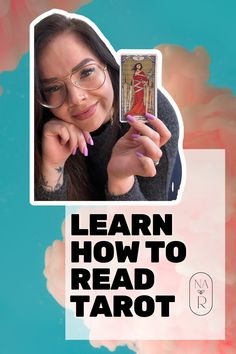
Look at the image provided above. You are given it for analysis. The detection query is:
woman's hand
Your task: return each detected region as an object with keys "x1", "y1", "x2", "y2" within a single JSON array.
[
  {"x1": 107, "y1": 113, "x2": 171, "y2": 195},
  {"x1": 41, "y1": 119, "x2": 93, "y2": 191}
]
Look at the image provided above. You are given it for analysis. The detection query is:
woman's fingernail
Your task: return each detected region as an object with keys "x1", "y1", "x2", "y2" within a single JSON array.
[
  {"x1": 88, "y1": 137, "x2": 94, "y2": 146},
  {"x1": 145, "y1": 112, "x2": 156, "y2": 120},
  {"x1": 127, "y1": 115, "x2": 136, "y2": 122},
  {"x1": 83, "y1": 146, "x2": 88, "y2": 157},
  {"x1": 72, "y1": 147, "x2": 77, "y2": 156},
  {"x1": 135, "y1": 151, "x2": 144, "y2": 158},
  {"x1": 131, "y1": 133, "x2": 140, "y2": 139}
]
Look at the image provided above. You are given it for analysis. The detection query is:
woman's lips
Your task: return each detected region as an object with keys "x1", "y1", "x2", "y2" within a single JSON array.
[{"x1": 72, "y1": 102, "x2": 98, "y2": 121}]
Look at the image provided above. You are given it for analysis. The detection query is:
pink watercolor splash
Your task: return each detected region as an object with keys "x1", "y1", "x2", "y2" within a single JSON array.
[
  {"x1": 0, "y1": 1, "x2": 90, "y2": 94},
  {"x1": 0, "y1": 0, "x2": 90, "y2": 73},
  {"x1": 44, "y1": 46, "x2": 236, "y2": 353}
]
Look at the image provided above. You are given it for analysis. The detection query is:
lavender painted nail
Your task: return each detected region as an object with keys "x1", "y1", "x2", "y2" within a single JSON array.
[
  {"x1": 83, "y1": 146, "x2": 88, "y2": 157},
  {"x1": 131, "y1": 133, "x2": 140, "y2": 139},
  {"x1": 135, "y1": 151, "x2": 144, "y2": 158},
  {"x1": 72, "y1": 147, "x2": 77, "y2": 156},
  {"x1": 88, "y1": 137, "x2": 94, "y2": 146},
  {"x1": 145, "y1": 112, "x2": 156, "y2": 120},
  {"x1": 127, "y1": 115, "x2": 136, "y2": 122}
]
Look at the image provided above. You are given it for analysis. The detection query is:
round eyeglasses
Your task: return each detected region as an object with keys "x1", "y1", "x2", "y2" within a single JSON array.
[{"x1": 38, "y1": 63, "x2": 107, "y2": 109}]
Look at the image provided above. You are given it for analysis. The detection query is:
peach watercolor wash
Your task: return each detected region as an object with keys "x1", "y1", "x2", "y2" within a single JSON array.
[{"x1": 0, "y1": 0, "x2": 90, "y2": 73}]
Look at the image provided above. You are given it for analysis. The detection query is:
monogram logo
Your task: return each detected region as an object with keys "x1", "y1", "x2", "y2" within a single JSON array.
[{"x1": 189, "y1": 272, "x2": 213, "y2": 316}]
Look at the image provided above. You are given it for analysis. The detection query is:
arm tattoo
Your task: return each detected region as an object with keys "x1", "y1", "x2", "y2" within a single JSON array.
[{"x1": 41, "y1": 166, "x2": 64, "y2": 192}]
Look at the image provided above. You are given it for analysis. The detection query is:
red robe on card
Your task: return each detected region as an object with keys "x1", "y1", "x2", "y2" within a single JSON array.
[{"x1": 127, "y1": 70, "x2": 148, "y2": 116}]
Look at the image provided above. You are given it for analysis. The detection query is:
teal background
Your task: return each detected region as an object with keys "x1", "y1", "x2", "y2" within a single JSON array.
[{"x1": 0, "y1": 0, "x2": 235, "y2": 353}]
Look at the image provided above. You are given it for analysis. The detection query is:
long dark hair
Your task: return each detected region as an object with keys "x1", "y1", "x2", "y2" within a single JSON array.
[
  {"x1": 133, "y1": 62, "x2": 143, "y2": 71},
  {"x1": 34, "y1": 13, "x2": 119, "y2": 200}
]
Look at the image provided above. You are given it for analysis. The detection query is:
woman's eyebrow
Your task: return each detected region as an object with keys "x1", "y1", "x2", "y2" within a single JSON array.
[
  {"x1": 71, "y1": 58, "x2": 95, "y2": 73},
  {"x1": 41, "y1": 58, "x2": 95, "y2": 84}
]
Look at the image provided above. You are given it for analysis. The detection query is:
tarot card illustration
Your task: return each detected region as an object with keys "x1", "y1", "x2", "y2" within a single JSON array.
[{"x1": 119, "y1": 50, "x2": 160, "y2": 122}]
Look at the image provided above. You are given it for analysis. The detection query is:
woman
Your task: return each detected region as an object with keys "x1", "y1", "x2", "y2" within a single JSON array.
[
  {"x1": 34, "y1": 12, "x2": 180, "y2": 201},
  {"x1": 126, "y1": 63, "x2": 148, "y2": 117}
]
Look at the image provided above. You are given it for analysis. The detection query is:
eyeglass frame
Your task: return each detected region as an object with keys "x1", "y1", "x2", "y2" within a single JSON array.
[{"x1": 37, "y1": 62, "x2": 108, "y2": 109}]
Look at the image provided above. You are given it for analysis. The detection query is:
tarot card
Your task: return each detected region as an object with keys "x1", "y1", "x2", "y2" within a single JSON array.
[{"x1": 118, "y1": 49, "x2": 161, "y2": 123}]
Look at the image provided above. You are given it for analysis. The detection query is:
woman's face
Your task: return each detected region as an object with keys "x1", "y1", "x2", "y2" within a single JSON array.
[
  {"x1": 38, "y1": 32, "x2": 114, "y2": 132},
  {"x1": 136, "y1": 64, "x2": 142, "y2": 70}
]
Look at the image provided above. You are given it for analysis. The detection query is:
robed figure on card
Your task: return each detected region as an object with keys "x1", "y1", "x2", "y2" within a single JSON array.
[{"x1": 120, "y1": 53, "x2": 158, "y2": 122}]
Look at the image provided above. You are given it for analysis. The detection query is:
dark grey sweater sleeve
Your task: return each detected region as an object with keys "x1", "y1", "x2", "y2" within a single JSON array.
[
  {"x1": 105, "y1": 90, "x2": 179, "y2": 201},
  {"x1": 35, "y1": 174, "x2": 68, "y2": 201},
  {"x1": 105, "y1": 176, "x2": 145, "y2": 201}
]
